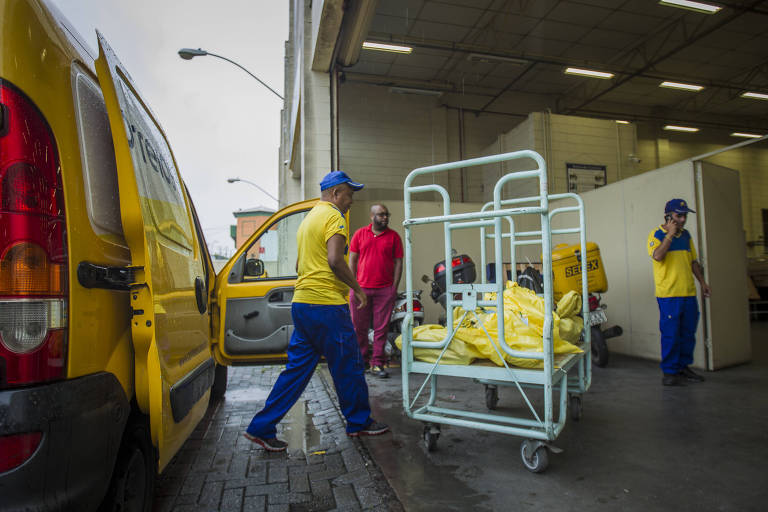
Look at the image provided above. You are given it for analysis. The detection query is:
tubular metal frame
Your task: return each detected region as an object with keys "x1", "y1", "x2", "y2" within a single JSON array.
[{"x1": 401, "y1": 150, "x2": 591, "y2": 451}]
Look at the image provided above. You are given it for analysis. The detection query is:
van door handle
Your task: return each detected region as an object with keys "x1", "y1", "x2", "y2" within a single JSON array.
[{"x1": 243, "y1": 310, "x2": 260, "y2": 320}]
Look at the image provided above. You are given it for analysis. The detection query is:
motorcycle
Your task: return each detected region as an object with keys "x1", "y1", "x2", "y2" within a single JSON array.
[
  {"x1": 368, "y1": 290, "x2": 425, "y2": 361},
  {"x1": 585, "y1": 293, "x2": 622, "y2": 367},
  {"x1": 421, "y1": 252, "x2": 478, "y2": 326}
]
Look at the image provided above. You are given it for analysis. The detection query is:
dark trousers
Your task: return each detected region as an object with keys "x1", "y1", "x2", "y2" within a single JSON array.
[
  {"x1": 246, "y1": 303, "x2": 372, "y2": 437},
  {"x1": 657, "y1": 296, "x2": 699, "y2": 374}
]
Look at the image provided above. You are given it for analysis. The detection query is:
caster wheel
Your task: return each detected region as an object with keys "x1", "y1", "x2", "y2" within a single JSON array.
[
  {"x1": 423, "y1": 425, "x2": 439, "y2": 452},
  {"x1": 485, "y1": 385, "x2": 499, "y2": 410},
  {"x1": 569, "y1": 395, "x2": 582, "y2": 422},
  {"x1": 520, "y1": 441, "x2": 549, "y2": 473}
]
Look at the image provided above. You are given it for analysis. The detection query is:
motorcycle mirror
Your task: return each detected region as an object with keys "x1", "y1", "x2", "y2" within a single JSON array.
[{"x1": 421, "y1": 274, "x2": 430, "y2": 283}]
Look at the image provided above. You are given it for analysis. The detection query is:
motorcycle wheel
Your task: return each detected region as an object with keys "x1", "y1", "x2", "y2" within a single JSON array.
[{"x1": 591, "y1": 325, "x2": 609, "y2": 367}]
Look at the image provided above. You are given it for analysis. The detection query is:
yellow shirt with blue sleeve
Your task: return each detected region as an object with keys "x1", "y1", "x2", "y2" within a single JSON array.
[
  {"x1": 647, "y1": 226, "x2": 697, "y2": 298},
  {"x1": 293, "y1": 201, "x2": 350, "y2": 305}
]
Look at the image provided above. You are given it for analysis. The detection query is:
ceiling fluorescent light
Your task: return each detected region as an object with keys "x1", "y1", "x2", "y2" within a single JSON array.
[
  {"x1": 389, "y1": 86, "x2": 443, "y2": 97},
  {"x1": 731, "y1": 132, "x2": 763, "y2": 139},
  {"x1": 564, "y1": 67, "x2": 614, "y2": 79},
  {"x1": 362, "y1": 41, "x2": 412, "y2": 54},
  {"x1": 659, "y1": 0, "x2": 722, "y2": 14},
  {"x1": 741, "y1": 91, "x2": 768, "y2": 100},
  {"x1": 663, "y1": 125, "x2": 699, "y2": 132},
  {"x1": 615, "y1": 120, "x2": 630, "y2": 124},
  {"x1": 659, "y1": 81, "x2": 704, "y2": 92},
  {"x1": 467, "y1": 53, "x2": 528, "y2": 66}
]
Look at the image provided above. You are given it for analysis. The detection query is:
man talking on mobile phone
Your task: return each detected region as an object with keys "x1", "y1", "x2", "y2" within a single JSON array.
[{"x1": 647, "y1": 199, "x2": 712, "y2": 386}]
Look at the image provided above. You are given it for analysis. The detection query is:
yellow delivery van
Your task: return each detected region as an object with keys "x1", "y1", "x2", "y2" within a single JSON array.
[{"x1": 0, "y1": 1, "x2": 314, "y2": 509}]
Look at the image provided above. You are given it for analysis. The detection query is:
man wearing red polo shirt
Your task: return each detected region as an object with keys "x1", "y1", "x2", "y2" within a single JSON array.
[{"x1": 350, "y1": 204, "x2": 403, "y2": 378}]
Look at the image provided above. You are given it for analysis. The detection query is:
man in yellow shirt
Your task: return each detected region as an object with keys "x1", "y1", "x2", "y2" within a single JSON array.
[
  {"x1": 244, "y1": 171, "x2": 389, "y2": 451},
  {"x1": 647, "y1": 198, "x2": 711, "y2": 387}
]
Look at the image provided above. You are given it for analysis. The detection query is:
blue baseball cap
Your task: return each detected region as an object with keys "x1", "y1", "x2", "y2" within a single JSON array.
[
  {"x1": 665, "y1": 198, "x2": 696, "y2": 214},
  {"x1": 319, "y1": 170, "x2": 364, "y2": 191}
]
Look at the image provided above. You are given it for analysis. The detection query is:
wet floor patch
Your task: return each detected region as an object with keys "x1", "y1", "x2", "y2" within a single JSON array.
[{"x1": 222, "y1": 388, "x2": 269, "y2": 402}]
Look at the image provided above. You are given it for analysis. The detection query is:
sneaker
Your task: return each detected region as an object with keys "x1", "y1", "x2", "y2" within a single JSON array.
[
  {"x1": 370, "y1": 365, "x2": 389, "y2": 378},
  {"x1": 243, "y1": 433, "x2": 288, "y2": 452},
  {"x1": 662, "y1": 373, "x2": 686, "y2": 386},
  {"x1": 348, "y1": 420, "x2": 390, "y2": 437},
  {"x1": 679, "y1": 366, "x2": 705, "y2": 382}
]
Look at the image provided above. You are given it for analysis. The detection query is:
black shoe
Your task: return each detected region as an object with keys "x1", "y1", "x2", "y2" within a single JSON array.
[
  {"x1": 662, "y1": 373, "x2": 686, "y2": 386},
  {"x1": 679, "y1": 366, "x2": 705, "y2": 382},
  {"x1": 348, "y1": 420, "x2": 390, "y2": 437},
  {"x1": 370, "y1": 365, "x2": 389, "y2": 378},
  {"x1": 243, "y1": 433, "x2": 288, "y2": 452}
]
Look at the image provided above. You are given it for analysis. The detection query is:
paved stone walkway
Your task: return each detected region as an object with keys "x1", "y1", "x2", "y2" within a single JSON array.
[{"x1": 152, "y1": 365, "x2": 402, "y2": 511}]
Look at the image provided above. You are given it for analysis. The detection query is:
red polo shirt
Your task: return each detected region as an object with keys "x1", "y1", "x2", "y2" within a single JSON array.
[{"x1": 350, "y1": 225, "x2": 403, "y2": 288}]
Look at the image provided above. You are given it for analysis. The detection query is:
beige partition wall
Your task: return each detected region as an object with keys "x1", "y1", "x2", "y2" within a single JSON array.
[{"x1": 580, "y1": 160, "x2": 750, "y2": 370}]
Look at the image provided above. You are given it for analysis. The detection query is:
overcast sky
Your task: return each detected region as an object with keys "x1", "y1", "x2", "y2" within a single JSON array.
[{"x1": 50, "y1": 0, "x2": 288, "y2": 258}]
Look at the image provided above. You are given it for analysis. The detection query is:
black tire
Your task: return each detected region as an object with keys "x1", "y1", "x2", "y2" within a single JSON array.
[
  {"x1": 423, "y1": 427, "x2": 439, "y2": 452},
  {"x1": 211, "y1": 364, "x2": 228, "y2": 401},
  {"x1": 99, "y1": 419, "x2": 155, "y2": 512},
  {"x1": 591, "y1": 326, "x2": 609, "y2": 368},
  {"x1": 520, "y1": 442, "x2": 549, "y2": 473},
  {"x1": 485, "y1": 385, "x2": 499, "y2": 410},
  {"x1": 569, "y1": 394, "x2": 582, "y2": 422}
]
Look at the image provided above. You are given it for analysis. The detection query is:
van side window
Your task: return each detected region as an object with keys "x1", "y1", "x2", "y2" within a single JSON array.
[
  {"x1": 71, "y1": 65, "x2": 125, "y2": 244},
  {"x1": 241, "y1": 210, "x2": 308, "y2": 281}
]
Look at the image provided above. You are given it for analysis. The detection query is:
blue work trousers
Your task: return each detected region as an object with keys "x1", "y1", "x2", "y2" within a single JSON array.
[
  {"x1": 657, "y1": 296, "x2": 699, "y2": 375},
  {"x1": 247, "y1": 303, "x2": 371, "y2": 437}
]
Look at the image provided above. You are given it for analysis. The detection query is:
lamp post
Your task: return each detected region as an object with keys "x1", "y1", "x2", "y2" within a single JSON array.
[
  {"x1": 227, "y1": 177, "x2": 279, "y2": 204},
  {"x1": 178, "y1": 48, "x2": 284, "y2": 101}
]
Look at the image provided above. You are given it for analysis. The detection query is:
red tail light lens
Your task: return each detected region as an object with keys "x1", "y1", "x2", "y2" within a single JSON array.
[
  {"x1": 435, "y1": 263, "x2": 446, "y2": 274},
  {"x1": 412, "y1": 301, "x2": 423, "y2": 312},
  {"x1": 0, "y1": 80, "x2": 68, "y2": 389},
  {"x1": 0, "y1": 432, "x2": 43, "y2": 472},
  {"x1": 588, "y1": 295, "x2": 600, "y2": 311}
]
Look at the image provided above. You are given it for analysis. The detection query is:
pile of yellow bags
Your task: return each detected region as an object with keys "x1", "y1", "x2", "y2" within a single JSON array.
[{"x1": 396, "y1": 282, "x2": 583, "y2": 368}]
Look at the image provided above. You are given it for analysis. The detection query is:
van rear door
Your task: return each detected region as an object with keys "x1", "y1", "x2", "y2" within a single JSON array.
[
  {"x1": 212, "y1": 200, "x2": 317, "y2": 364},
  {"x1": 95, "y1": 32, "x2": 214, "y2": 471}
]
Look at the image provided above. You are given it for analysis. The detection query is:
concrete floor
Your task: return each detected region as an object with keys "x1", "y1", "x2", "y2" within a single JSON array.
[{"x1": 358, "y1": 323, "x2": 768, "y2": 512}]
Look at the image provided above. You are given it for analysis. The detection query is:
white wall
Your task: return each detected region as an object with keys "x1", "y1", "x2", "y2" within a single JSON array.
[{"x1": 338, "y1": 82, "x2": 522, "y2": 203}]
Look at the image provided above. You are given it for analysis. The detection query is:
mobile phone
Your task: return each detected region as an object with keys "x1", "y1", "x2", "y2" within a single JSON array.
[{"x1": 664, "y1": 214, "x2": 672, "y2": 222}]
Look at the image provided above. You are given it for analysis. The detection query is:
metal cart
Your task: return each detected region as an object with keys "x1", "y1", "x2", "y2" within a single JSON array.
[{"x1": 400, "y1": 150, "x2": 592, "y2": 473}]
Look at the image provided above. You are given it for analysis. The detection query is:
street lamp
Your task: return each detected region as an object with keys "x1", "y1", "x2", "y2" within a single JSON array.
[
  {"x1": 178, "y1": 48, "x2": 284, "y2": 101},
  {"x1": 227, "y1": 177, "x2": 279, "y2": 204}
]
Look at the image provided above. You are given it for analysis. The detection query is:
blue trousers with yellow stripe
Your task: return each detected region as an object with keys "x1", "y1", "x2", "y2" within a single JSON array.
[
  {"x1": 246, "y1": 303, "x2": 372, "y2": 438},
  {"x1": 657, "y1": 296, "x2": 699, "y2": 375}
]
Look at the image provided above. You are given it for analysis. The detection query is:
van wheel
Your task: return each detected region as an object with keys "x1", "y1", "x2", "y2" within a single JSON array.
[
  {"x1": 99, "y1": 420, "x2": 155, "y2": 512},
  {"x1": 211, "y1": 364, "x2": 228, "y2": 401}
]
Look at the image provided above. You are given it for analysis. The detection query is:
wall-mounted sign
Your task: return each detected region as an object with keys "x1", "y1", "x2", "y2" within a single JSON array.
[{"x1": 567, "y1": 163, "x2": 607, "y2": 193}]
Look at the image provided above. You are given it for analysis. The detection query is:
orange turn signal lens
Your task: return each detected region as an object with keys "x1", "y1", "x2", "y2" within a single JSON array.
[{"x1": 0, "y1": 242, "x2": 64, "y2": 295}]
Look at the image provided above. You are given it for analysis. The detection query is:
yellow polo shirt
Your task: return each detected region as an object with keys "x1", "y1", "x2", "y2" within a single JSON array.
[
  {"x1": 293, "y1": 201, "x2": 350, "y2": 305},
  {"x1": 647, "y1": 226, "x2": 697, "y2": 298}
]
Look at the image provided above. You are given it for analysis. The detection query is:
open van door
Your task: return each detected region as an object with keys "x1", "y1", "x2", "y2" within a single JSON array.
[
  {"x1": 212, "y1": 199, "x2": 318, "y2": 365},
  {"x1": 95, "y1": 33, "x2": 215, "y2": 471}
]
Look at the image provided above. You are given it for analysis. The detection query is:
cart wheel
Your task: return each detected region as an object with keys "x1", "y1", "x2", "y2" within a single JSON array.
[
  {"x1": 591, "y1": 326, "x2": 609, "y2": 367},
  {"x1": 423, "y1": 425, "x2": 439, "y2": 452},
  {"x1": 485, "y1": 385, "x2": 499, "y2": 410},
  {"x1": 520, "y1": 441, "x2": 549, "y2": 473},
  {"x1": 569, "y1": 394, "x2": 582, "y2": 422}
]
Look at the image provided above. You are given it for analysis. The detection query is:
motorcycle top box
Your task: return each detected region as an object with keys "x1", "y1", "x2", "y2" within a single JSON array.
[
  {"x1": 433, "y1": 254, "x2": 477, "y2": 292},
  {"x1": 551, "y1": 242, "x2": 607, "y2": 300}
]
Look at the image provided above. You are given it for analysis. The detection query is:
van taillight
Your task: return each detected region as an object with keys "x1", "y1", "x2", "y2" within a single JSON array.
[
  {"x1": 0, "y1": 432, "x2": 42, "y2": 472},
  {"x1": 0, "y1": 80, "x2": 68, "y2": 389}
]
